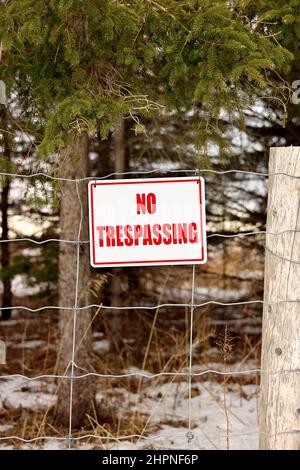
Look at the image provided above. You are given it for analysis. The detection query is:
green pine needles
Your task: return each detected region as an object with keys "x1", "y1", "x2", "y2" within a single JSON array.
[{"x1": 0, "y1": 0, "x2": 298, "y2": 158}]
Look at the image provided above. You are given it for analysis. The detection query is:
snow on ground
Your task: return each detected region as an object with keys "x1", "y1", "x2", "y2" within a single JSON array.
[
  {"x1": 197, "y1": 286, "x2": 249, "y2": 301},
  {"x1": 0, "y1": 377, "x2": 56, "y2": 410},
  {"x1": 93, "y1": 339, "x2": 110, "y2": 353},
  {"x1": 105, "y1": 380, "x2": 258, "y2": 450},
  {"x1": 14, "y1": 340, "x2": 46, "y2": 349},
  {"x1": 0, "y1": 367, "x2": 259, "y2": 450},
  {"x1": 0, "y1": 424, "x2": 13, "y2": 433}
]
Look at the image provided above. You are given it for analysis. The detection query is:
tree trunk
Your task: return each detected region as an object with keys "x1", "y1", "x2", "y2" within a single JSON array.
[
  {"x1": 56, "y1": 134, "x2": 95, "y2": 429},
  {"x1": 0, "y1": 109, "x2": 12, "y2": 320},
  {"x1": 1, "y1": 179, "x2": 11, "y2": 320},
  {"x1": 259, "y1": 147, "x2": 300, "y2": 450},
  {"x1": 109, "y1": 117, "x2": 126, "y2": 351}
]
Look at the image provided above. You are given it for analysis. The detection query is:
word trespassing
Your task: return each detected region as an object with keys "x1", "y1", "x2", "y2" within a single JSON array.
[{"x1": 96, "y1": 222, "x2": 198, "y2": 247}]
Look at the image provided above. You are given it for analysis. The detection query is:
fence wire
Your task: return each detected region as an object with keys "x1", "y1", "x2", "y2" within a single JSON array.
[{"x1": 0, "y1": 167, "x2": 299, "y2": 450}]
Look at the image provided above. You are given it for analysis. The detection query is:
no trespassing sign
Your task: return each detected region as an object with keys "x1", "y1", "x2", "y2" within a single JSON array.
[{"x1": 88, "y1": 177, "x2": 207, "y2": 268}]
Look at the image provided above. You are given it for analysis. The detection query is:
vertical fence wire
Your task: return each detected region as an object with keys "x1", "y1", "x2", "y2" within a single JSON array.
[
  {"x1": 67, "y1": 180, "x2": 83, "y2": 449},
  {"x1": 187, "y1": 264, "x2": 196, "y2": 444}
]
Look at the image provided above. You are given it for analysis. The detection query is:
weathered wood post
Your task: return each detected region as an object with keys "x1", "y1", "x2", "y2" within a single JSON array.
[{"x1": 259, "y1": 147, "x2": 300, "y2": 450}]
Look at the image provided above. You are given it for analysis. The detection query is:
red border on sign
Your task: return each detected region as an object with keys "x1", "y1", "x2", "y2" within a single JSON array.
[{"x1": 90, "y1": 179, "x2": 205, "y2": 266}]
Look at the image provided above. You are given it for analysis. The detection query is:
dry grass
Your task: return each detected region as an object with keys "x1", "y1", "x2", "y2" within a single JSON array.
[{"x1": 0, "y1": 240, "x2": 263, "y2": 447}]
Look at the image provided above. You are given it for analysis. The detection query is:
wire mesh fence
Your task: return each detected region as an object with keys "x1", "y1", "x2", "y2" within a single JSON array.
[{"x1": 0, "y1": 167, "x2": 299, "y2": 450}]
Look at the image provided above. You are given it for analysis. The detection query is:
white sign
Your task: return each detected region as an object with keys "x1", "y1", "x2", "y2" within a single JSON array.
[{"x1": 88, "y1": 177, "x2": 207, "y2": 267}]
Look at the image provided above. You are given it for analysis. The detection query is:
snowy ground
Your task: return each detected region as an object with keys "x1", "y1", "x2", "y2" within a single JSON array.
[
  {"x1": 0, "y1": 248, "x2": 262, "y2": 450},
  {"x1": 0, "y1": 366, "x2": 259, "y2": 450}
]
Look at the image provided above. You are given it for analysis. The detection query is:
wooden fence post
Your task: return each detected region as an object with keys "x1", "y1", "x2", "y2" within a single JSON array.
[{"x1": 259, "y1": 147, "x2": 300, "y2": 450}]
